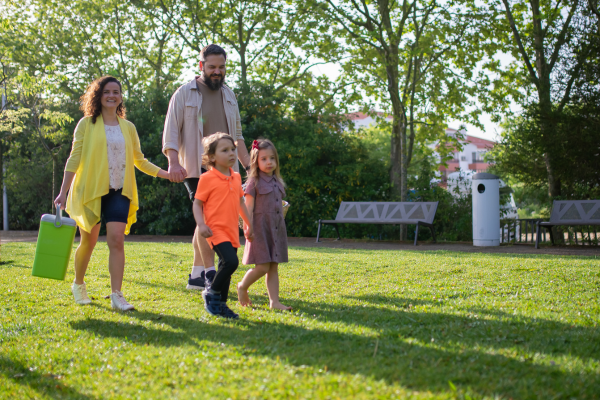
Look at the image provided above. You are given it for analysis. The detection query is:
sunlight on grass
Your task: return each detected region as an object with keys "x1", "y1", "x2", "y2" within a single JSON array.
[{"x1": 1, "y1": 242, "x2": 599, "y2": 399}]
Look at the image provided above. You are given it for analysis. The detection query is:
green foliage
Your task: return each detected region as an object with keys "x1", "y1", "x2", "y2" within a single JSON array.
[
  {"x1": 0, "y1": 70, "x2": 75, "y2": 227},
  {"x1": 409, "y1": 158, "x2": 473, "y2": 242},
  {"x1": 0, "y1": 79, "x2": 476, "y2": 239},
  {"x1": 237, "y1": 82, "x2": 390, "y2": 237},
  {"x1": 489, "y1": 104, "x2": 600, "y2": 200},
  {"x1": 126, "y1": 87, "x2": 197, "y2": 235},
  {"x1": 355, "y1": 125, "x2": 391, "y2": 171},
  {"x1": 4, "y1": 150, "x2": 56, "y2": 230},
  {"x1": 2, "y1": 242, "x2": 600, "y2": 398}
]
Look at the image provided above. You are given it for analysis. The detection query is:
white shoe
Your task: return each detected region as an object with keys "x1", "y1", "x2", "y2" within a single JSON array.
[
  {"x1": 72, "y1": 282, "x2": 92, "y2": 305},
  {"x1": 110, "y1": 291, "x2": 135, "y2": 311}
]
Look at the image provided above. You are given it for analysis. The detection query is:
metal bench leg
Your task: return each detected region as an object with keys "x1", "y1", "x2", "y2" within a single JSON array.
[
  {"x1": 535, "y1": 222, "x2": 540, "y2": 249},
  {"x1": 549, "y1": 227, "x2": 555, "y2": 246},
  {"x1": 316, "y1": 220, "x2": 322, "y2": 243},
  {"x1": 333, "y1": 224, "x2": 341, "y2": 241},
  {"x1": 414, "y1": 223, "x2": 420, "y2": 246},
  {"x1": 430, "y1": 225, "x2": 437, "y2": 244}
]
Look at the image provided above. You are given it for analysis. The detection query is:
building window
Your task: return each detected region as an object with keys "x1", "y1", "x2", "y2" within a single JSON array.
[
  {"x1": 460, "y1": 155, "x2": 467, "y2": 161},
  {"x1": 472, "y1": 151, "x2": 486, "y2": 163}
]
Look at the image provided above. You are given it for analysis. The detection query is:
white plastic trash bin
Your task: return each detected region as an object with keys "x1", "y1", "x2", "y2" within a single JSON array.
[{"x1": 472, "y1": 173, "x2": 500, "y2": 246}]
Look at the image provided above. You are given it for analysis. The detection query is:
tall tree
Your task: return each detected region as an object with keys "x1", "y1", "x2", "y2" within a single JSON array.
[
  {"x1": 489, "y1": 0, "x2": 600, "y2": 199},
  {"x1": 320, "y1": 1, "x2": 487, "y2": 199},
  {"x1": 0, "y1": 71, "x2": 73, "y2": 212},
  {"x1": 141, "y1": 0, "x2": 341, "y2": 95},
  {"x1": 487, "y1": 0, "x2": 588, "y2": 197},
  {"x1": 3, "y1": 0, "x2": 187, "y2": 97}
]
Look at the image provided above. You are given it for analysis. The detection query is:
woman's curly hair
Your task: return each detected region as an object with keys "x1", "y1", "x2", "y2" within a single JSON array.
[{"x1": 80, "y1": 76, "x2": 126, "y2": 124}]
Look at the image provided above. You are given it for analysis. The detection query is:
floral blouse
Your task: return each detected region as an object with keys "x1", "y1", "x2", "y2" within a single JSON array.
[{"x1": 105, "y1": 124, "x2": 126, "y2": 189}]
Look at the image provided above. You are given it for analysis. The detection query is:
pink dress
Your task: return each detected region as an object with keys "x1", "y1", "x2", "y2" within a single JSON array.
[{"x1": 242, "y1": 172, "x2": 288, "y2": 265}]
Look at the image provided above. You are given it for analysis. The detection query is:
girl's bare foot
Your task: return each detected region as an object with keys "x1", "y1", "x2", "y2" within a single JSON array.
[
  {"x1": 270, "y1": 301, "x2": 292, "y2": 311},
  {"x1": 237, "y1": 283, "x2": 252, "y2": 307}
]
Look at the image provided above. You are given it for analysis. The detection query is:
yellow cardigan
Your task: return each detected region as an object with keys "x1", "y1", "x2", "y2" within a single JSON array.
[{"x1": 65, "y1": 115, "x2": 160, "y2": 234}]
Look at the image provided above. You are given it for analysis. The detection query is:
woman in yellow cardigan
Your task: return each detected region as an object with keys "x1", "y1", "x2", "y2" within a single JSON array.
[{"x1": 55, "y1": 76, "x2": 170, "y2": 311}]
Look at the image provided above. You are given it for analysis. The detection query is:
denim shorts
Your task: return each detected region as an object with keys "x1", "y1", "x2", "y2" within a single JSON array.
[{"x1": 100, "y1": 189, "x2": 130, "y2": 224}]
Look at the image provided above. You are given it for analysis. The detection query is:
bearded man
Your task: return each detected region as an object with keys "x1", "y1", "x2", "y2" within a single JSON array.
[{"x1": 162, "y1": 44, "x2": 250, "y2": 290}]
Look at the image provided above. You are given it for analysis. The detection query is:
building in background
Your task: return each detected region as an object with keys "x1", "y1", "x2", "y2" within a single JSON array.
[
  {"x1": 345, "y1": 113, "x2": 496, "y2": 184},
  {"x1": 345, "y1": 111, "x2": 393, "y2": 129},
  {"x1": 437, "y1": 128, "x2": 496, "y2": 188}
]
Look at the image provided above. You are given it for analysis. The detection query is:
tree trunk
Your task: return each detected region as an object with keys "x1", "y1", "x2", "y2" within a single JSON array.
[
  {"x1": 386, "y1": 58, "x2": 408, "y2": 240},
  {"x1": 537, "y1": 79, "x2": 561, "y2": 197},
  {"x1": 531, "y1": 0, "x2": 562, "y2": 198},
  {"x1": 52, "y1": 154, "x2": 58, "y2": 214},
  {"x1": 388, "y1": 62, "x2": 403, "y2": 198},
  {"x1": 0, "y1": 141, "x2": 3, "y2": 226}
]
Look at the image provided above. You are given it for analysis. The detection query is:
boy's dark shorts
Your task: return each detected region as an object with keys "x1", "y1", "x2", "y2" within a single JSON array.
[{"x1": 183, "y1": 167, "x2": 208, "y2": 202}]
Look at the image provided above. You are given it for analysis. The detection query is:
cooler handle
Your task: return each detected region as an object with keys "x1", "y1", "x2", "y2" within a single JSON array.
[{"x1": 54, "y1": 204, "x2": 63, "y2": 228}]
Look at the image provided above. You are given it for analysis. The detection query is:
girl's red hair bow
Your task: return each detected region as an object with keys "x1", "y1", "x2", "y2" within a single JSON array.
[{"x1": 251, "y1": 140, "x2": 260, "y2": 150}]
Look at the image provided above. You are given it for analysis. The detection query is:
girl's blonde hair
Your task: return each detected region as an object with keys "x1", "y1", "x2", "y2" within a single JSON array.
[
  {"x1": 201, "y1": 133, "x2": 237, "y2": 169},
  {"x1": 247, "y1": 139, "x2": 285, "y2": 187}
]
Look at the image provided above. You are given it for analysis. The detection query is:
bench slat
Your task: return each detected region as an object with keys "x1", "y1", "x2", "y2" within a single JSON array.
[
  {"x1": 334, "y1": 202, "x2": 438, "y2": 224},
  {"x1": 548, "y1": 201, "x2": 600, "y2": 225}
]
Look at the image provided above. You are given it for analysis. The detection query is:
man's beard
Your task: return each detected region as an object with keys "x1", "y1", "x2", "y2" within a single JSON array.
[{"x1": 203, "y1": 72, "x2": 225, "y2": 90}]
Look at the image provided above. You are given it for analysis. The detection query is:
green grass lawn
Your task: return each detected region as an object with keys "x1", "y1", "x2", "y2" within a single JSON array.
[{"x1": 1, "y1": 242, "x2": 599, "y2": 399}]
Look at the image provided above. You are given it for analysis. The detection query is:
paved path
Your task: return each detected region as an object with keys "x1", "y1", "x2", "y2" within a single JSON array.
[{"x1": 2, "y1": 231, "x2": 599, "y2": 257}]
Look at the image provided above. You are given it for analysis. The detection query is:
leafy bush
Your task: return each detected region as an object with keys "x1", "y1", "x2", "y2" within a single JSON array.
[
  {"x1": 408, "y1": 158, "x2": 473, "y2": 242},
  {"x1": 2, "y1": 82, "x2": 474, "y2": 241},
  {"x1": 237, "y1": 83, "x2": 390, "y2": 238},
  {"x1": 126, "y1": 87, "x2": 197, "y2": 235}
]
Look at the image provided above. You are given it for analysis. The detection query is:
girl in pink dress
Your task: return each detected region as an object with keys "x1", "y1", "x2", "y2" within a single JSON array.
[{"x1": 237, "y1": 139, "x2": 291, "y2": 310}]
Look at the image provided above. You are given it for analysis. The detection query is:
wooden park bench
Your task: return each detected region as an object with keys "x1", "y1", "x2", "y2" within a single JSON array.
[
  {"x1": 316, "y1": 201, "x2": 439, "y2": 246},
  {"x1": 536, "y1": 200, "x2": 600, "y2": 249}
]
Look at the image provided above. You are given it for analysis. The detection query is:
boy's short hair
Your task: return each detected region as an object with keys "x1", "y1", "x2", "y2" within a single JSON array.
[
  {"x1": 200, "y1": 44, "x2": 227, "y2": 61},
  {"x1": 202, "y1": 133, "x2": 236, "y2": 169}
]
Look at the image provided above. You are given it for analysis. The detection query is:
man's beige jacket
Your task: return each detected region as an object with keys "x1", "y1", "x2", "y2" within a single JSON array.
[{"x1": 162, "y1": 77, "x2": 244, "y2": 178}]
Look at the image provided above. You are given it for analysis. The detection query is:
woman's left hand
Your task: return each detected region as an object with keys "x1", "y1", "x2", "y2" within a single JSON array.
[{"x1": 54, "y1": 192, "x2": 67, "y2": 210}]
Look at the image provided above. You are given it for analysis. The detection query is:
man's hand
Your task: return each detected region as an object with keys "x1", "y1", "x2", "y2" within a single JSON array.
[
  {"x1": 166, "y1": 149, "x2": 187, "y2": 182},
  {"x1": 198, "y1": 223, "x2": 213, "y2": 238},
  {"x1": 168, "y1": 162, "x2": 187, "y2": 182}
]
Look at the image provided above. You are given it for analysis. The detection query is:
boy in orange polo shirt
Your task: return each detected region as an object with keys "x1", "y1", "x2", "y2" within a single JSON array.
[{"x1": 193, "y1": 133, "x2": 254, "y2": 319}]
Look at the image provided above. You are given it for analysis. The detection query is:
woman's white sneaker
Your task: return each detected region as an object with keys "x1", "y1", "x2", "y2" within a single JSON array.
[
  {"x1": 72, "y1": 282, "x2": 92, "y2": 305},
  {"x1": 110, "y1": 291, "x2": 135, "y2": 311}
]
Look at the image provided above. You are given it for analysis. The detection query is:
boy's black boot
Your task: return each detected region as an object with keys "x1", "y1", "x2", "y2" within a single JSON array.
[
  {"x1": 220, "y1": 302, "x2": 239, "y2": 319},
  {"x1": 203, "y1": 290, "x2": 222, "y2": 316},
  {"x1": 204, "y1": 270, "x2": 216, "y2": 291}
]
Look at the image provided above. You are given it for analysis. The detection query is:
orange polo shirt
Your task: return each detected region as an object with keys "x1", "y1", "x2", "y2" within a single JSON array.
[{"x1": 195, "y1": 167, "x2": 244, "y2": 248}]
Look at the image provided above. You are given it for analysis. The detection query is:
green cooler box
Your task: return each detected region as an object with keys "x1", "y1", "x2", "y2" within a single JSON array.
[{"x1": 32, "y1": 210, "x2": 77, "y2": 280}]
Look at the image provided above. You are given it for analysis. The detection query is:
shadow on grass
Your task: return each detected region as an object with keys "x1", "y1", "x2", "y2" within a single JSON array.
[
  {"x1": 0, "y1": 356, "x2": 97, "y2": 399},
  {"x1": 0, "y1": 260, "x2": 29, "y2": 269},
  {"x1": 0, "y1": 260, "x2": 16, "y2": 266},
  {"x1": 69, "y1": 298, "x2": 600, "y2": 398}
]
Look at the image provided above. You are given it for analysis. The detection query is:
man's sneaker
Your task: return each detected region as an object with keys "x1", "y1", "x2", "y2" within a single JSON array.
[
  {"x1": 110, "y1": 291, "x2": 135, "y2": 311},
  {"x1": 220, "y1": 303, "x2": 239, "y2": 319},
  {"x1": 204, "y1": 270, "x2": 216, "y2": 291},
  {"x1": 72, "y1": 282, "x2": 92, "y2": 305},
  {"x1": 203, "y1": 290, "x2": 222, "y2": 316},
  {"x1": 186, "y1": 271, "x2": 205, "y2": 290}
]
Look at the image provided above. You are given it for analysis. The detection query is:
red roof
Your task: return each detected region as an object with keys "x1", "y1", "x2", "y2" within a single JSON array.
[
  {"x1": 464, "y1": 135, "x2": 495, "y2": 149},
  {"x1": 445, "y1": 128, "x2": 496, "y2": 148}
]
